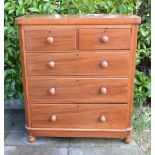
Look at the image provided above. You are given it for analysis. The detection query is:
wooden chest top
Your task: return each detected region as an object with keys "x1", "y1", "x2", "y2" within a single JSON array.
[{"x1": 16, "y1": 14, "x2": 141, "y2": 25}]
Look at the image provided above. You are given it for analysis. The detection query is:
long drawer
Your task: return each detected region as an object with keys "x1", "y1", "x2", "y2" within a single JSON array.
[
  {"x1": 27, "y1": 52, "x2": 130, "y2": 76},
  {"x1": 28, "y1": 77, "x2": 129, "y2": 103},
  {"x1": 31, "y1": 104, "x2": 128, "y2": 129},
  {"x1": 79, "y1": 28, "x2": 131, "y2": 50}
]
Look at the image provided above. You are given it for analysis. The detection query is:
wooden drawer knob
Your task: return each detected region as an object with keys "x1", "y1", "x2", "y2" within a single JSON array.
[
  {"x1": 49, "y1": 87, "x2": 56, "y2": 95},
  {"x1": 48, "y1": 61, "x2": 55, "y2": 68},
  {"x1": 99, "y1": 115, "x2": 106, "y2": 122},
  {"x1": 100, "y1": 87, "x2": 107, "y2": 94},
  {"x1": 101, "y1": 61, "x2": 108, "y2": 68},
  {"x1": 101, "y1": 36, "x2": 109, "y2": 43},
  {"x1": 47, "y1": 37, "x2": 54, "y2": 44},
  {"x1": 49, "y1": 115, "x2": 56, "y2": 122}
]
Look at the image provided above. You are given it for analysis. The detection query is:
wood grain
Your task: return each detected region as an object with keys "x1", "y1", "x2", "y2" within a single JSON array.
[
  {"x1": 79, "y1": 28, "x2": 131, "y2": 50},
  {"x1": 26, "y1": 52, "x2": 130, "y2": 76},
  {"x1": 25, "y1": 28, "x2": 76, "y2": 51},
  {"x1": 16, "y1": 14, "x2": 141, "y2": 142},
  {"x1": 18, "y1": 26, "x2": 32, "y2": 130},
  {"x1": 127, "y1": 25, "x2": 139, "y2": 128},
  {"x1": 30, "y1": 104, "x2": 128, "y2": 129},
  {"x1": 31, "y1": 130, "x2": 128, "y2": 138},
  {"x1": 15, "y1": 14, "x2": 141, "y2": 25},
  {"x1": 24, "y1": 25, "x2": 133, "y2": 31},
  {"x1": 28, "y1": 77, "x2": 129, "y2": 103}
]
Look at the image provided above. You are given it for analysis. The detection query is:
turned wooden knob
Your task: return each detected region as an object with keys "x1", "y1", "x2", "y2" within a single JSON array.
[
  {"x1": 101, "y1": 61, "x2": 108, "y2": 68},
  {"x1": 101, "y1": 36, "x2": 109, "y2": 43},
  {"x1": 48, "y1": 61, "x2": 55, "y2": 68},
  {"x1": 47, "y1": 37, "x2": 54, "y2": 44},
  {"x1": 100, "y1": 87, "x2": 107, "y2": 94},
  {"x1": 99, "y1": 115, "x2": 106, "y2": 122},
  {"x1": 49, "y1": 87, "x2": 56, "y2": 95},
  {"x1": 49, "y1": 115, "x2": 56, "y2": 122}
]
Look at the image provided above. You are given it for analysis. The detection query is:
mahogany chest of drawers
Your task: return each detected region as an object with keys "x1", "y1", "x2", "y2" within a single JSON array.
[{"x1": 16, "y1": 14, "x2": 141, "y2": 143}]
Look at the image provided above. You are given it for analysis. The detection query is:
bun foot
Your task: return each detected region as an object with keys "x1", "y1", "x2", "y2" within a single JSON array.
[
  {"x1": 28, "y1": 136, "x2": 36, "y2": 143},
  {"x1": 123, "y1": 137, "x2": 131, "y2": 144}
]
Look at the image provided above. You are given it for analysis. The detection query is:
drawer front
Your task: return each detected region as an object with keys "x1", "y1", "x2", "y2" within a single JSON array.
[
  {"x1": 31, "y1": 104, "x2": 128, "y2": 129},
  {"x1": 27, "y1": 52, "x2": 130, "y2": 76},
  {"x1": 25, "y1": 28, "x2": 76, "y2": 51},
  {"x1": 29, "y1": 77, "x2": 129, "y2": 103},
  {"x1": 79, "y1": 29, "x2": 131, "y2": 50}
]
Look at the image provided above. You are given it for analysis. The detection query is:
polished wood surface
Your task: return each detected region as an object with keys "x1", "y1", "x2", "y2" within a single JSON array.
[
  {"x1": 24, "y1": 25, "x2": 133, "y2": 30},
  {"x1": 30, "y1": 130, "x2": 129, "y2": 138},
  {"x1": 16, "y1": 14, "x2": 141, "y2": 25},
  {"x1": 27, "y1": 52, "x2": 130, "y2": 76},
  {"x1": 127, "y1": 26, "x2": 139, "y2": 128},
  {"x1": 19, "y1": 26, "x2": 32, "y2": 134},
  {"x1": 79, "y1": 29, "x2": 131, "y2": 50},
  {"x1": 49, "y1": 87, "x2": 56, "y2": 95},
  {"x1": 46, "y1": 36, "x2": 54, "y2": 44},
  {"x1": 16, "y1": 14, "x2": 141, "y2": 143},
  {"x1": 25, "y1": 28, "x2": 76, "y2": 51},
  {"x1": 28, "y1": 77, "x2": 129, "y2": 103},
  {"x1": 47, "y1": 60, "x2": 56, "y2": 68},
  {"x1": 101, "y1": 35, "x2": 109, "y2": 43},
  {"x1": 49, "y1": 114, "x2": 57, "y2": 122},
  {"x1": 31, "y1": 104, "x2": 127, "y2": 129}
]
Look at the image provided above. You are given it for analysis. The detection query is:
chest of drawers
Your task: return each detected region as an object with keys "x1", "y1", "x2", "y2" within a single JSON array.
[{"x1": 16, "y1": 14, "x2": 141, "y2": 143}]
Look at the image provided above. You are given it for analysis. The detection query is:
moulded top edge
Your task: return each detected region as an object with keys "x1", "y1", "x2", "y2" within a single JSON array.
[{"x1": 15, "y1": 14, "x2": 141, "y2": 25}]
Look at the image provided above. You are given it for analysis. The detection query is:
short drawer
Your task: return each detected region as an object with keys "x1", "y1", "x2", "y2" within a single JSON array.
[
  {"x1": 24, "y1": 28, "x2": 76, "y2": 51},
  {"x1": 79, "y1": 29, "x2": 131, "y2": 50},
  {"x1": 27, "y1": 52, "x2": 130, "y2": 77},
  {"x1": 29, "y1": 77, "x2": 129, "y2": 103},
  {"x1": 31, "y1": 104, "x2": 128, "y2": 129}
]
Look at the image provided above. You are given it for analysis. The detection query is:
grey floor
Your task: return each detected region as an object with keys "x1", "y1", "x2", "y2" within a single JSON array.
[{"x1": 4, "y1": 110, "x2": 142, "y2": 155}]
